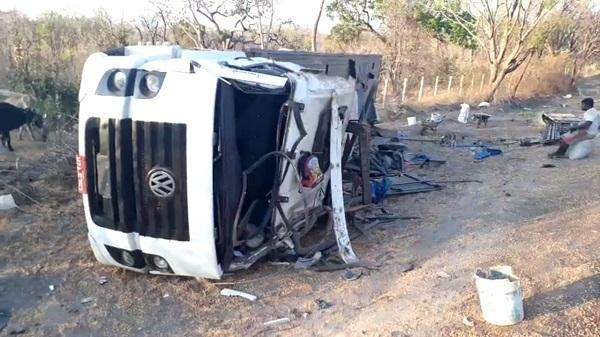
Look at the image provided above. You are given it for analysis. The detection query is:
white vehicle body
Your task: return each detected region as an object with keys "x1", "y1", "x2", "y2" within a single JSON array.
[{"x1": 77, "y1": 46, "x2": 373, "y2": 279}]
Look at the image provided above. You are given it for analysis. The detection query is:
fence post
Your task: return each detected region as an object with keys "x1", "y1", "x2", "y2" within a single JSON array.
[
  {"x1": 434, "y1": 76, "x2": 439, "y2": 96},
  {"x1": 459, "y1": 75, "x2": 465, "y2": 96},
  {"x1": 402, "y1": 78, "x2": 408, "y2": 103},
  {"x1": 447, "y1": 76, "x2": 453, "y2": 95},
  {"x1": 382, "y1": 77, "x2": 389, "y2": 108},
  {"x1": 418, "y1": 76, "x2": 425, "y2": 101},
  {"x1": 470, "y1": 75, "x2": 475, "y2": 92},
  {"x1": 480, "y1": 73, "x2": 486, "y2": 92}
]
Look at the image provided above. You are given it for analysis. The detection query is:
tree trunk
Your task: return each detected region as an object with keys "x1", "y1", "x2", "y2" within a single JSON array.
[
  {"x1": 570, "y1": 60, "x2": 579, "y2": 87},
  {"x1": 256, "y1": 0, "x2": 265, "y2": 49},
  {"x1": 487, "y1": 72, "x2": 508, "y2": 102},
  {"x1": 135, "y1": 26, "x2": 144, "y2": 43},
  {"x1": 489, "y1": 63, "x2": 499, "y2": 84},
  {"x1": 511, "y1": 52, "x2": 533, "y2": 99},
  {"x1": 312, "y1": 0, "x2": 326, "y2": 52}
]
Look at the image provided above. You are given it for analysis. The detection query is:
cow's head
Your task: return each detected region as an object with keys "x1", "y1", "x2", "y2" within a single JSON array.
[{"x1": 24, "y1": 108, "x2": 44, "y2": 128}]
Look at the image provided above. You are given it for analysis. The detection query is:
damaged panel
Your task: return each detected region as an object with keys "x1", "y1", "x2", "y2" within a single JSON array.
[
  {"x1": 273, "y1": 74, "x2": 356, "y2": 253},
  {"x1": 330, "y1": 92, "x2": 358, "y2": 264}
]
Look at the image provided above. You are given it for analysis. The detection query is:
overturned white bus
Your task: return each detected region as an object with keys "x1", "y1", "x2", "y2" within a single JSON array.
[{"x1": 77, "y1": 45, "x2": 381, "y2": 279}]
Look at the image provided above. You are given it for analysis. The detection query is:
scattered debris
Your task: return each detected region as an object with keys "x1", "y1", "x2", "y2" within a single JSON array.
[
  {"x1": 437, "y1": 271, "x2": 451, "y2": 279},
  {"x1": 220, "y1": 288, "x2": 257, "y2": 302},
  {"x1": 162, "y1": 293, "x2": 170, "y2": 299},
  {"x1": 269, "y1": 261, "x2": 291, "y2": 266},
  {"x1": 8, "y1": 328, "x2": 26, "y2": 335},
  {"x1": 407, "y1": 154, "x2": 446, "y2": 169},
  {"x1": 478, "y1": 101, "x2": 491, "y2": 108},
  {"x1": 458, "y1": 104, "x2": 471, "y2": 123},
  {"x1": 314, "y1": 261, "x2": 364, "y2": 272},
  {"x1": 48, "y1": 284, "x2": 55, "y2": 292},
  {"x1": 315, "y1": 299, "x2": 333, "y2": 310},
  {"x1": 0, "y1": 311, "x2": 9, "y2": 332},
  {"x1": 434, "y1": 179, "x2": 483, "y2": 184},
  {"x1": 473, "y1": 113, "x2": 492, "y2": 128},
  {"x1": 80, "y1": 297, "x2": 95, "y2": 304},
  {"x1": 430, "y1": 112, "x2": 443, "y2": 123},
  {"x1": 294, "y1": 251, "x2": 323, "y2": 269},
  {"x1": 370, "y1": 178, "x2": 392, "y2": 203},
  {"x1": 462, "y1": 316, "x2": 475, "y2": 327},
  {"x1": 473, "y1": 147, "x2": 503, "y2": 161},
  {"x1": 263, "y1": 317, "x2": 291, "y2": 327},
  {"x1": 541, "y1": 164, "x2": 556, "y2": 168},
  {"x1": 98, "y1": 276, "x2": 108, "y2": 285},
  {"x1": 440, "y1": 133, "x2": 458, "y2": 147},
  {"x1": 399, "y1": 263, "x2": 415, "y2": 273},
  {"x1": 541, "y1": 113, "x2": 581, "y2": 144},
  {"x1": 420, "y1": 113, "x2": 445, "y2": 135},
  {"x1": 0, "y1": 194, "x2": 17, "y2": 210},
  {"x1": 505, "y1": 193, "x2": 512, "y2": 197},
  {"x1": 364, "y1": 214, "x2": 420, "y2": 223},
  {"x1": 563, "y1": 94, "x2": 572, "y2": 99},
  {"x1": 519, "y1": 138, "x2": 541, "y2": 147},
  {"x1": 0, "y1": 183, "x2": 41, "y2": 206},
  {"x1": 386, "y1": 174, "x2": 443, "y2": 196},
  {"x1": 343, "y1": 268, "x2": 363, "y2": 281}
]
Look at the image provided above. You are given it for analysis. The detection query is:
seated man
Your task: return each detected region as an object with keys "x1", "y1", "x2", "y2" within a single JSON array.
[{"x1": 549, "y1": 98, "x2": 599, "y2": 158}]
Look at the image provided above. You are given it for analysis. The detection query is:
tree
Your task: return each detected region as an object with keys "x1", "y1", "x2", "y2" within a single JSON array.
[
  {"x1": 327, "y1": 0, "x2": 387, "y2": 44},
  {"x1": 312, "y1": 0, "x2": 326, "y2": 51},
  {"x1": 135, "y1": 14, "x2": 161, "y2": 44},
  {"x1": 431, "y1": 0, "x2": 558, "y2": 100},
  {"x1": 537, "y1": 1, "x2": 600, "y2": 83},
  {"x1": 414, "y1": 0, "x2": 477, "y2": 50},
  {"x1": 5, "y1": 13, "x2": 99, "y2": 120},
  {"x1": 162, "y1": 0, "x2": 293, "y2": 50},
  {"x1": 326, "y1": 0, "x2": 430, "y2": 96},
  {"x1": 96, "y1": 10, "x2": 132, "y2": 46}
]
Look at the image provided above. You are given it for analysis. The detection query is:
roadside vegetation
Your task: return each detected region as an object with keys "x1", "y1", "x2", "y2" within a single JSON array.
[{"x1": 0, "y1": 0, "x2": 598, "y2": 125}]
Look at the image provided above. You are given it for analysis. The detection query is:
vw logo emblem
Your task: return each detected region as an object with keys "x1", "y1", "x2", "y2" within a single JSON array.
[{"x1": 147, "y1": 168, "x2": 176, "y2": 198}]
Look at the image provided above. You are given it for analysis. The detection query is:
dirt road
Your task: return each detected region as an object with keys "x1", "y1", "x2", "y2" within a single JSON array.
[{"x1": 1, "y1": 79, "x2": 599, "y2": 337}]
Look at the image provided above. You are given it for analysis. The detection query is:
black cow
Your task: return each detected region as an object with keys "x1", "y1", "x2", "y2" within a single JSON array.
[{"x1": 0, "y1": 102, "x2": 43, "y2": 151}]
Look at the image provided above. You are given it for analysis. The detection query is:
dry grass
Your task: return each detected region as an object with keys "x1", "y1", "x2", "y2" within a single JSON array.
[{"x1": 378, "y1": 55, "x2": 573, "y2": 122}]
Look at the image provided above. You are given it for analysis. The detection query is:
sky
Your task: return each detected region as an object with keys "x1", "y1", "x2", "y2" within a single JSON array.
[{"x1": 0, "y1": 0, "x2": 334, "y2": 32}]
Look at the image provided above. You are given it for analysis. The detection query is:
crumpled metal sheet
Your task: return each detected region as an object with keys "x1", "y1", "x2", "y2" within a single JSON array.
[{"x1": 330, "y1": 92, "x2": 358, "y2": 264}]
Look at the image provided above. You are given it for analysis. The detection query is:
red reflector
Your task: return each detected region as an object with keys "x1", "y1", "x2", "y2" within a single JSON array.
[
  {"x1": 76, "y1": 155, "x2": 87, "y2": 194},
  {"x1": 299, "y1": 153, "x2": 323, "y2": 188}
]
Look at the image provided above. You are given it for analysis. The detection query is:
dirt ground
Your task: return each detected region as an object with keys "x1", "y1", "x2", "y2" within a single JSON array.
[{"x1": 1, "y1": 77, "x2": 599, "y2": 337}]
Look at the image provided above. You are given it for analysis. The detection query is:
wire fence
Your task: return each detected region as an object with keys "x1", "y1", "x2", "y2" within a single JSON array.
[{"x1": 381, "y1": 65, "x2": 574, "y2": 107}]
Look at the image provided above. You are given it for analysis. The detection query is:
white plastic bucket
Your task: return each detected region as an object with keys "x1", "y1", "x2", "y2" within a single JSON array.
[
  {"x1": 407, "y1": 116, "x2": 417, "y2": 126},
  {"x1": 475, "y1": 266, "x2": 524, "y2": 326}
]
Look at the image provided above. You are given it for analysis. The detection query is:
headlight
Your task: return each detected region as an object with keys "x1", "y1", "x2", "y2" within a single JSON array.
[
  {"x1": 152, "y1": 256, "x2": 169, "y2": 270},
  {"x1": 121, "y1": 250, "x2": 135, "y2": 267},
  {"x1": 108, "y1": 70, "x2": 127, "y2": 92},
  {"x1": 141, "y1": 73, "x2": 162, "y2": 97}
]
